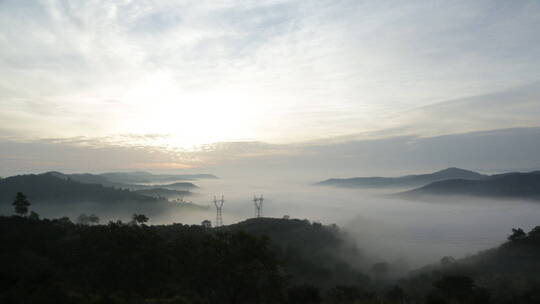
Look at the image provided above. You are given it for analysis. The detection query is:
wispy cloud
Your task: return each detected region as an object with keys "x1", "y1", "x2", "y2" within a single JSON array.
[
  {"x1": 2, "y1": 126, "x2": 540, "y2": 178},
  {"x1": 1, "y1": 0, "x2": 539, "y2": 148}
]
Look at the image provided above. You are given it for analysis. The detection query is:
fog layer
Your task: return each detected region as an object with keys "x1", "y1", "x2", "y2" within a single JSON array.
[{"x1": 169, "y1": 176, "x2": 540, "y2": 268}]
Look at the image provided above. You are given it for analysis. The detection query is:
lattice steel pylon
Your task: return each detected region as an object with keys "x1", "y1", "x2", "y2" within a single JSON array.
[
  {"x1": 213, "y1": 195, "x2": 225, "y2": 227},
  {"x1": 253, "y1": 195, "x2": 264, "y2": 218}
]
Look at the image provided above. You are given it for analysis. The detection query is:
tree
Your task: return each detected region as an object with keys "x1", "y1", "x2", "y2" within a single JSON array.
[
  {"x1": 12, "y1": 192, "x2": 30, "y2": 216},
  {"x1": 371, "y1": 262, "x2": 389, "y2": 278},
  {"x1": 434, "y1": 275, "x2": 474, "y2": 302},
  {"x1": 88, "y1": 214, "x2": 100, "y2": 225},
  {"x1": 77, "y1": 213, "x2": 100, "y2": 225},
  {"x1": 385, "y1": 285, "x2": 406, "y2": 304},
  {"x1": 508, "y1": 228, "x2": 526, "y2": 241},
  {"x1": 287, "y1": 285, "x2": 321, "y2": 304},
  {"x1": 326, "y1": 286, "x2": 365, "y2": 304},
  {"x1": 55, "y1": 217, "x2": 73, "y2": 226},
  {"x1": 132, "y1": 214, "x2": 149, "y2": 225},
  {"x1": 440, "y1": 256, "x2": 456, "y2": 267},
  {"x1": 28, "y1": 211, "x2": 40, "y2": 220},
  {"x1": 77, "y1": 214, "x2": 91, "y2": 225},
  {"x1": 528, "y1": 226, "x2": 540, "y2": 239},
  {"x1": 433, "y1": 275, "x2": 490, "y2": 303}
]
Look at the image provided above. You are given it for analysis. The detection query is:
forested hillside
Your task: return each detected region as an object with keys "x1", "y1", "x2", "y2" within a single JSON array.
[
  {"x1": 0, "y1": 173, "x2": 153, "y2": 205},
  {"x1": 0, "y1": 215, "x2": 373, "y2": 304},
  {"x1": 2, "y1": 213, "x2": 540, "y2": 303},
  {"x1": 400, "y1": 226, "x2": 540, "y2": 303},
  {"x1": 0, "y1": 174, "x2": 205, "y2": 220},
  {"x1": 225, "y1": 218, "x2": 369, "y2": 288}
]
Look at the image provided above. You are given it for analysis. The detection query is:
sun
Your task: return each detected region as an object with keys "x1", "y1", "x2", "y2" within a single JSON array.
[{"x1": 116, "y1": 73, "x2": 264, "y2": 148}]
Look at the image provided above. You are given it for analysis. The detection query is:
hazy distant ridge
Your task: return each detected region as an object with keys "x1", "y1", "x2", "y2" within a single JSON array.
[
  {"x1": 100, "y1": 171, "x2": 217, "y2": 184},
  {"x1": 46, "y1": 171, "x2": 201, "y2": 191},
  {"x1": 134, "y1": 188, "x2": 192, "y2": 199},
  {"x1": 0, "y1": 171, "x2": 201, "y2": 205},
  {"x1": 0, "y1": 172, "x2": 207, "y2": 218},
  {"x1": 0, "y1": 172, "x2": 156, "y2": 205},
  {"x1": 316, "y1": 167, "x2": 487, "y2": 189},
  {"x1": 402, "y1": 171, "x2": 540, "y2": 200}
]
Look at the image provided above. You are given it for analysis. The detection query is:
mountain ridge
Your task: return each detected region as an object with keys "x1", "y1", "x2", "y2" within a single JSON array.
[
  {"x1": 0, "y1": 172, "x2": 156, "y2": 206},
  {"x1": 0, "y1": 172, "x2": 206, "y2": 219},
  {"x1": 41, "y1": 171, "x2": 200, "y2": 190},
  {"x1": 401, "y1": 171, "x2": 540, "y2": 201},
  {"x1": 316, "y1": 167, "x2": 487, "y2": 189}
]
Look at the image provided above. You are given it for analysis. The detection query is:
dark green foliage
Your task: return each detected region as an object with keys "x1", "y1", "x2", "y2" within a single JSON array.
[
  {"x1": 424, "y1": 274, "x2": 491, "y2": 304},
  {"x1": 402, "y1": 226, "x2": 540, "y2": 304},
  {"x1": 0, "y1": 216, "x2": 380, "y2": 304},
  {"x1": 77, "y1": 213, "x2": 100, "y2": 225},
  {"x1": 3, "y1": 214, "x2": 540, "y2": 304},
  {"x1": 326, "y1": 285, "x2": 372, "y2": 304},
  {"x1": 28, "y1": 210, "x2": 40, "y2": 220},
  {"x1": 12, "y1": 192, "x2": 30, "y2": 215},
  {"x1": 224, "y1": 218, "x2": 370, "y2": 289},
  {"x1": 508, "y1": 228, "x2": 526, "y2": 241},
  {"x1": 433, "y1": 275, "x2": 474, "y2": 302},
  {"x1": 287, "y1": 285, "x2": 321, "y2": 304},
  {"x1": 439, "y1": 256, "x2": 456, "y2": 267},
  {"x1": 0, "y1": 216, "x2": 286, "y2": 304},
  {"x1": 384, "y1": 286, "x2": 406, "y2": 303},
  {"x1": 131, "y1": 213, "x2": 149, "y2": 225},
  {"x1": 371, "y1": 262, "x2": 389, "y2": 278}
]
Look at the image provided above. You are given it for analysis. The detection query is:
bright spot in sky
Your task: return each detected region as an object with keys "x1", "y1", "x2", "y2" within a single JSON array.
[{"x1": 117, "y1": 73, "x2": 264, "y2": 147}]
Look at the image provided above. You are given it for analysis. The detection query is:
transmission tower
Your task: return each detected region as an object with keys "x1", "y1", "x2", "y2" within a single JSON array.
[
  {"x1": 213, "y1": 195, "x2": 224, "y2": 227},
  {"x1": 253, "y1": 195, "x2": 264, "y2": 218}
]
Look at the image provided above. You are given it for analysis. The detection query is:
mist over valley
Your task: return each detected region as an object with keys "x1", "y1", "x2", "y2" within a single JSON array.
[{"x1": 2, "y1": 0, "x2": 540, "y2": 302}]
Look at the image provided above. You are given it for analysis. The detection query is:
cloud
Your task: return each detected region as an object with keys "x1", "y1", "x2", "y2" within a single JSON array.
[
  {"x1": 379, "y1": 81, "x2": 540, "y2": 138},
  {"x1": 2, "y1": 126, "x2": 540, "y2": 179},
  {"x1": 1, "y1": 0, "x2": 540, "y2": 146}
]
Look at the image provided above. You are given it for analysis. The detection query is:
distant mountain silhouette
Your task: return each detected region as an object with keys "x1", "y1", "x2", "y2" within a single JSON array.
[
  {"x1": 157, "y1": 182, "x2": 199, "y2": 190},
  {"x1": 402, "y1": 171, "x2": 540, "y2": 200},
  {"x1": 99, "y1": 171, "x2": 217, "y2": 184},
  {"x1": 134, "y1": 188, "x2": 192, "y2": 199},
  {"x1": 48, "y1": 172, "x2": 123, "y2": 188},
  {"x1": 316, "y1": 167, "x2": 487, "y2": 189},
  {"x1": 0, "y1": 172, "x2": 208, "y2": 218},
  {"x1": 0, "y1": 172, "x2": 157, "y2": 206},
  {"x1": 43, "y1": 171, "x2": 200, "y2": 191}
]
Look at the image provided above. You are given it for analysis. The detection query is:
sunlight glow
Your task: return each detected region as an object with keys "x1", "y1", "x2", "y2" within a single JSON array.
[{"x1": 116, "y1": 72, "x2": 264, "y2": 148}]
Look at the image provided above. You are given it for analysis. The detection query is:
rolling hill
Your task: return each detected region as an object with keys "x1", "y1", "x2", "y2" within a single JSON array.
[
  {"x1": 0, "y1": 172, "x2": 154, "y2": 205},
  {"x1": 400, "y1": 225, "x2": 540, "y2": 303},
  {"x1": 316, "y1": 167, "x2": 487, "y2": 189},
  {"x1": 402, "y1": 171, "x2": 540, "y2": 201},
  {"x1": 134, "y1": 188, "x2": 192, "y2": 199},
  {"x1": 99, "y1": 171, "x2": 217, "y2": 184},
  {"x1": 157, "y1": 182, "x2": 199, "y2": 190},
  {"x1": 0, "y1": 172, "x2": 207, "y2": 219},
  {"x1": 44, "y1": 171, "x2": 200, "y2": 191},
  {"x1": 221, "y1": 218, "x2": 369, "y2": 288}
]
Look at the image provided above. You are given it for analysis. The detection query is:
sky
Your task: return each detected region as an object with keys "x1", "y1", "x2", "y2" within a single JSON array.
[{"x1": 1, "y1": 0, "x2": 540, "y2": 176}]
